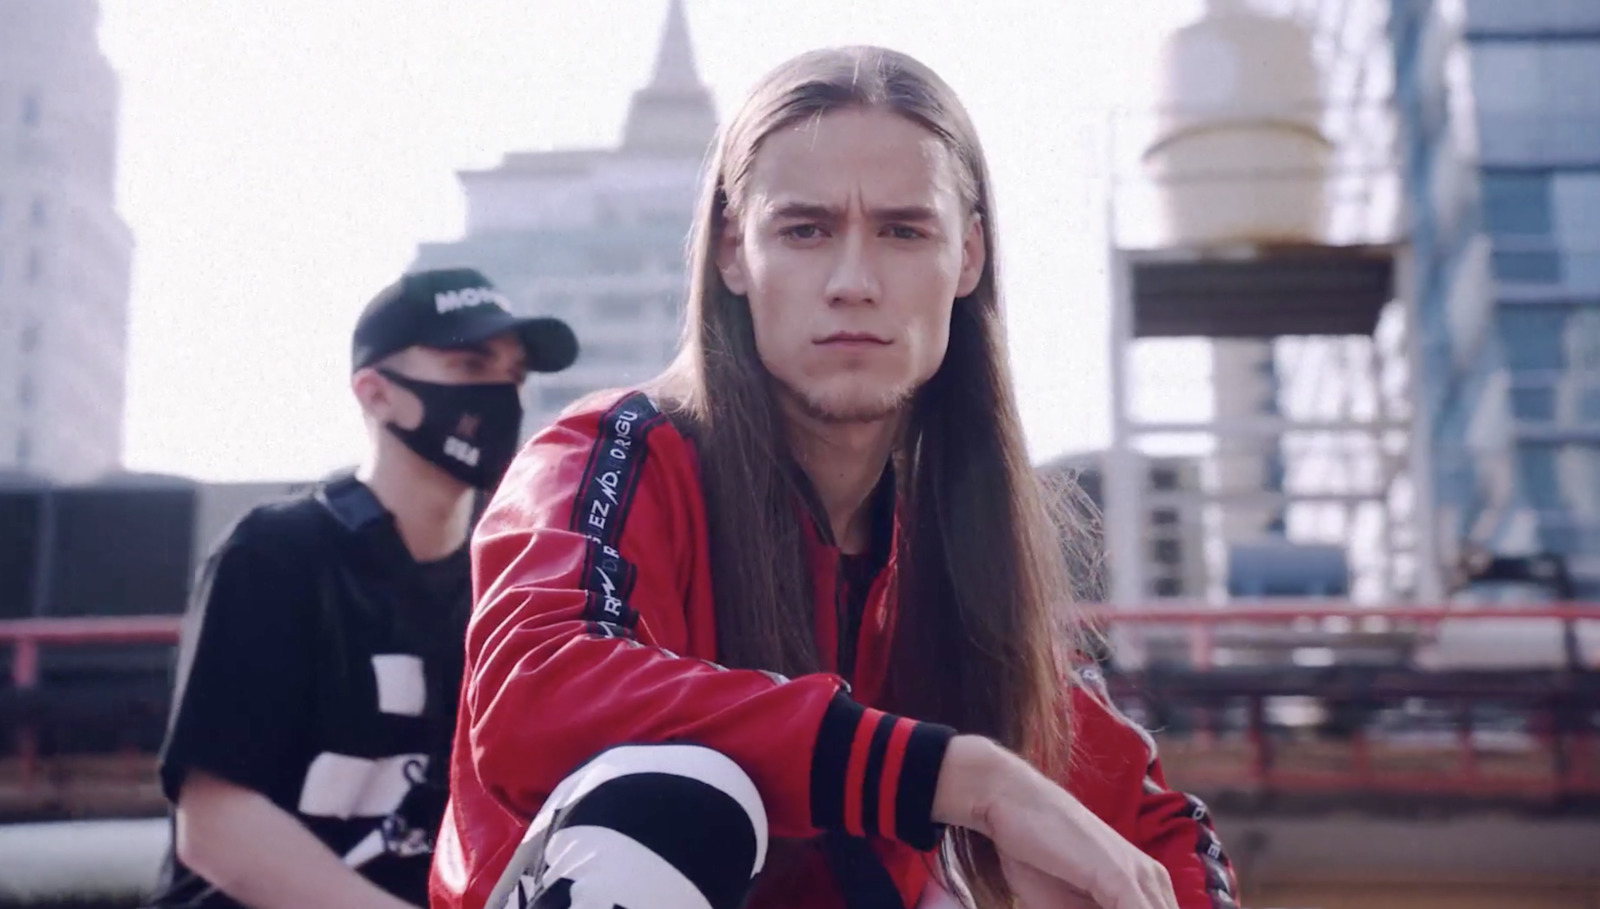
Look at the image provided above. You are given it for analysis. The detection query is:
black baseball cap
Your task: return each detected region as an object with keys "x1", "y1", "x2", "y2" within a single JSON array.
[{"x1": 351, "y1": 268, "x2": 578, "y2": 374}]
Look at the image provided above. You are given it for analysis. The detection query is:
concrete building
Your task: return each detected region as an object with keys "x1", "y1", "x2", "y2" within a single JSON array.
[
  {"x1": 0, "y1": 0, "x2": 133, "y2": 482},
  {"x1": 410, "y1": 0, "x2": 716, "y2": 437},
  {"x1": 1390, "y1": 0, "x2": 1600, "y2": 597},
  {"x1": 1038, "y1": 450, "x2": 1210, "y2": 602}
]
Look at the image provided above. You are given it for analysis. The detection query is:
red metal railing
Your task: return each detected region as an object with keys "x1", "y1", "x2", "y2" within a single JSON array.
[
  {"x1": 2, "y1": 607, "x2": 1598, "y2": 808},
  {"x1": 1077, "y1": 602, "x2": 1600, "y2": 672},
  {"x1": 1074, "y1": 603, "x2": 1600, "y2": 800},
  {"x1": 2, "y1": 615, "x2": 182, "y2": 794}
]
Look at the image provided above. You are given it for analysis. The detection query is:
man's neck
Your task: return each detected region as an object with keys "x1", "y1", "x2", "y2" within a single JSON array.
[
  {"x1": 357, "y1": 442, "x2": 477, "y2": 563},
  {"x1": 783, "y1": 408, "x2": 900, "y2": 555}
]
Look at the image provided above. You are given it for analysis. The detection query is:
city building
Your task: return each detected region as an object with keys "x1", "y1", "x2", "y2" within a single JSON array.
[
  {"x1": 0, "y1": 0, "x2": 133, "y2": 482},
  {"x1": 1037, "y1": 450, "x2": 1209, "y2": 602},
  {"x1": 410, "y1": 0, "x2": 716, "y2": 436},
  {"x1": 1390, "y1": 0, "x2": 1600, "y2": 597}
]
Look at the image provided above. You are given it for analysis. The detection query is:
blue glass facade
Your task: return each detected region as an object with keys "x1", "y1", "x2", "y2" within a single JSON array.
[{"x1": 1391, "y1": 0, "x2": 1600, "y2": 592}]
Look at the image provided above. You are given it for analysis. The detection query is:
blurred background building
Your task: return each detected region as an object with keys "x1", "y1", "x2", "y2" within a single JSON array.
[
  {"x1": 1038, "y1": 449, "x2": 1208, "y2": 602},
  {"x1": 410, "y1": 0, "x2": 713, "y2": 437},
  {"x1": 0, "y1": 0, "x2": 133, "y2": 482},
  {"x1": 1390, "y1": 0, "x2": 1600, "y2": 601}
]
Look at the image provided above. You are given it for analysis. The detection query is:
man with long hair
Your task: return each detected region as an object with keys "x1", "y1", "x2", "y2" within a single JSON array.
[{"x1": 433, "y1": 47, "x2": 1238, "y2": 909}]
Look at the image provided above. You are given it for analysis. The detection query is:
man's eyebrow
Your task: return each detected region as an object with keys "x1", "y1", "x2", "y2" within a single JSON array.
[
  {"x1": 871, "y1": 204, "x2": 939, "y2": 223},
  {"x1": 763, "y1": 200, "x2": 838, "y2": 221},
  {"x1": 761, "y1": 200, "x2": 940, "y2": 222}
]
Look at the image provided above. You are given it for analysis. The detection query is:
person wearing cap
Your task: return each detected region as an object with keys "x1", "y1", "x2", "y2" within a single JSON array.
[{"x1": 146, "y1": 268, "x2": 577, "y2": 909}]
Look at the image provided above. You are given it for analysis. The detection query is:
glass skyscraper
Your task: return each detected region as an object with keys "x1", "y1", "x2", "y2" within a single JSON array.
[{"x1": 1391, "y1": 0, "x2": 1600, "y2": 596}]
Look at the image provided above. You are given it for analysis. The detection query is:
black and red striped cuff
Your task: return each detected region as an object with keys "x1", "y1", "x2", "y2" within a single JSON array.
[{"x1": 810, "y1": 691, "x2": 956, "y2": 852}]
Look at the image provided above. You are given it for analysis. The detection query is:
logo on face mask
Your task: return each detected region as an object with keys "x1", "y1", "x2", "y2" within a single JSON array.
[
  {"x1": 443, "y1": 436, "x2": 481, "y2": 467},
  {"x1": 434, "y1": 286, "x2": 510, "y2": 314}
]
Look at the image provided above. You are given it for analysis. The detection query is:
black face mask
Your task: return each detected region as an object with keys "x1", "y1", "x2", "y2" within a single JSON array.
[{"x1": 378, "y1": 369, "x2": 524, "y2": 491}]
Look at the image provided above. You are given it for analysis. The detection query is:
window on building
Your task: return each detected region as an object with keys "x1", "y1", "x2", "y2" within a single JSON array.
[
  {"x1": 15, "y1": 433, "x2": 31, "y2": 466},
  {"x1": 21, "y1": 92, "x2": 40, "y2": 128},
  {"x1": 1500, "y1": 308, "x2": 1568, "y2": 370},
  {"x1": 1149, "y1": 467, "x2": 1180, "y2": 491},
  {"x1": 1482, "y1": 172, "x2": 1552, "y2": 237},
  {"x1": 29, "y1": 198, "x2": 46, "y2": 228},
  {"x1": 1492, "y1": 249, "x2": 1562, "y2": 286},
  {"x1": 1510, "y1": 384, "x2": 1556, "y2": 422},
  {"x1": 1150, "y1": 508, "x2": 1179, "y2": 526},
  {"x1": 1151, "y1": 539, "x2": 1182, "y2": 566},
  {"x1": 18, "y1": 376, "x2": 34, "y2": 409},
  {"x1": 1152, "y1": 577, "x2": 1183, "y2": 598},
  {"x1": 25, "y1": 250, "x2": 43, "y2": 282},
  {"x1": 19, "y1": 322, "x2": 40, "y2": 352}
]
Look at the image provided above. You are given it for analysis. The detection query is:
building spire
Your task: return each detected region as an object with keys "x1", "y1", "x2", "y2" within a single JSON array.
[
  {"x1": 649, "y1": 0, "x2": 700, "y2": 92},
  {"x1": 621, "y1": 0, "x2": 717, "y2": 156}
]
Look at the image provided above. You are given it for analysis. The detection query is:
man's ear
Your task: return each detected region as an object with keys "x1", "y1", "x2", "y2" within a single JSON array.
[
  {"x1": 351, "y1": 367, "x2": 391, "y2": 422},
  {"x1": 955, "y1": 214, "x2": 985, "y2": 298},
  {"x1": 717, "y1": 215, "x2": 750, "y2": 295}
]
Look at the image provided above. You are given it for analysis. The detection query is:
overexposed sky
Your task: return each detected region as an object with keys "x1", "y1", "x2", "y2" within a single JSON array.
[{"x1": 98, "y1": 0, "x2": 1204, "y2": 482}]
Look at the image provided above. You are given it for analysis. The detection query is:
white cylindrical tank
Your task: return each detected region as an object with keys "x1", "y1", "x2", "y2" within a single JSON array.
[{"x1": 1144, "y1": 0, "x2": 1331, "y2": 246}]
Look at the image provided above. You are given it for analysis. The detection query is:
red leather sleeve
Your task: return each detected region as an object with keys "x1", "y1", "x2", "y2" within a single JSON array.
[
  {"x1": 462, "y1": 393, "x2": 952, "y2": 847},
  {"x1": 1065, "y1": 674, "x2": 1241, "y2": 909}
]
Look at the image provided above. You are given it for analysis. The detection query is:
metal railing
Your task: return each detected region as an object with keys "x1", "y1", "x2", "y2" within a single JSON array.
[{"x1": 1, "y1": 606, "x2": 1597, "y2": 812}]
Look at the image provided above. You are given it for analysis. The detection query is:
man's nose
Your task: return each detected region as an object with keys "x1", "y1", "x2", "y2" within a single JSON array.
[{"x1": 824, "y1": 228, "x2": 881, "y2": 306}]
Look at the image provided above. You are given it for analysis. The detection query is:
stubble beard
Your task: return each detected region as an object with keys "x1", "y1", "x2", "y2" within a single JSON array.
[{"x1": 778, "y1": 376, "x2": 916, "y2": 426}]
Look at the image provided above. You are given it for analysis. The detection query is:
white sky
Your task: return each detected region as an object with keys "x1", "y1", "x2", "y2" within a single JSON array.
[{"x1": 97, "y1": 0, "x2": 1205, "y2": 483}]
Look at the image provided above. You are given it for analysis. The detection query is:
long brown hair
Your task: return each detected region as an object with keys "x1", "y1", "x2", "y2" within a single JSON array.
[{"x1": 652, "y1": 46, "x2": 1085, "y2": 908}]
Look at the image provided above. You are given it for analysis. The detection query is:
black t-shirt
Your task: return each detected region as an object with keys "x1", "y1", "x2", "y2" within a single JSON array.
[{"x1": 149, "y1": 479, "x2": 472, "y2": 909}]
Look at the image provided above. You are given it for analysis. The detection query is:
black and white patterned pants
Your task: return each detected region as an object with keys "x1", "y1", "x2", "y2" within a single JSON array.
[{"x1": 485, "y1": 745, "x2": 770, "y2": 909}]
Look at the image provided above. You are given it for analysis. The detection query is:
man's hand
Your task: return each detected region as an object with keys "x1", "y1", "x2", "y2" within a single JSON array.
[{"x1": 932, "y1": 736, "x2": 1179, "y2": 909}]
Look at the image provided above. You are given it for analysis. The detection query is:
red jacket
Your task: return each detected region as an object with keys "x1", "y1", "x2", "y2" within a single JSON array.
[{"x1": 431, "y1": 390, "x2": 1239, "y2": 909}]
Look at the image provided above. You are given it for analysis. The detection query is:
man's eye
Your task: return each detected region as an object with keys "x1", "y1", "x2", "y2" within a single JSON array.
[
  {"x1": 781, "y1": 224, "x2": 824, "y2": 240},
  {"x1": 886, "y1": 225, "x2": 924, "y2": 240}
]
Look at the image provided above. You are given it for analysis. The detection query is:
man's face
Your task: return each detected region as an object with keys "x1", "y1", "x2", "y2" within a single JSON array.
[{"x1": 718, "y1": 107, "x2": 985, "y2": 425}]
